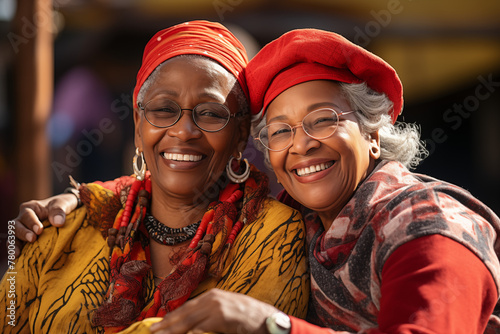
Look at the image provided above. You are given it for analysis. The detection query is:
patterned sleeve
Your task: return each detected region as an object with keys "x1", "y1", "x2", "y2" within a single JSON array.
[
  {"x1": 0, "y1": 233, "x2": 41, "y2": 333},
  {"x1": 0, "y1": 207, "x2": 109, "y2": 333}
]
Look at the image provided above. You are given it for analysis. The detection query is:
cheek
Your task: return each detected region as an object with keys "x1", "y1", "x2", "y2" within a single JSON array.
[
  {"x1": 140, "y1": 126, "x2": 164, "y2": 148},
  {"x1": 207, "y1": 131, "x2": 238, "y2": 164},
  {"x1": 269, "y1": 152, "x2": 286, "y2": 175},
  {"x1": 138, "y1": 126, "x2": 166, "y2": 163}
]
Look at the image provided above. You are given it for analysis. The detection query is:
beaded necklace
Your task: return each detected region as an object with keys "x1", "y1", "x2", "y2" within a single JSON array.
[{"x1": 144, "y1": 213, "x2": 201, "y2": 246}]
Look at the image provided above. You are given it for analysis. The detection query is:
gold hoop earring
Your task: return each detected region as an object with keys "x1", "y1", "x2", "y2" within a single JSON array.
[
  {"x1": 226, "y1": 153, "x2": 250, "y2": 183},
  {"x1": 133, "y1": 148, "x2": 147, "y2": 181}
]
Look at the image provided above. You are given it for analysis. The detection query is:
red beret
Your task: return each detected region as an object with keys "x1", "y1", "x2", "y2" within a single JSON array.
[
  {"x1": 133, "y1": 20, "x2": 248, "y2": 108},
  {"x1": 246, "y1": 29, "x2": 403, "y2": 123}
]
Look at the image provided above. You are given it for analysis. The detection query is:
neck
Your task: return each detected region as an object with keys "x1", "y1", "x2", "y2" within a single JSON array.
[
  {"x1": 316, "y1": 161, "x2": 379, "y2": 231},
  {"x1": 149, "y1": 182, "x2": 219, "y2": 229},
  {"x1": 151, "y1": 198, "x2": 207, "y2": 229},
  {"x1": 317, "y1": 211, "x2": 339, "y2": 232}
]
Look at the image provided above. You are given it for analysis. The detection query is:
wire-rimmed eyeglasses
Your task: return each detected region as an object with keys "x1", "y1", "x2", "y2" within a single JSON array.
[
  {"x1": 255, "y1": 108, "x2": 356, "y2": 151},
  {"x1": 138, "y1": 97, "x2": 237, "y2": 132}
]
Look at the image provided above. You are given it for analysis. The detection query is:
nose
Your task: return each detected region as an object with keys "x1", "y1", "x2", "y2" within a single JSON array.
[
  {"x1": 167, "y1": 110, "x2": 202, "y2": 141},
  {"x1": 288, "y1": 126, "x2": 320, "y2": 155}
]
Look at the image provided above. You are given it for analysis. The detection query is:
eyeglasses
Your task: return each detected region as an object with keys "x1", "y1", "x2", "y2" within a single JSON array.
[
  {"x1": 138, "y1": 97, "x2": 237, "y2": 132},
  {"x1": 255, "y1": 108, "x2": 356, "y2": 151}
]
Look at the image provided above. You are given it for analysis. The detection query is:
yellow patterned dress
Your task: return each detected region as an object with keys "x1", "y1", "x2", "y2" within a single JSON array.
[{"x1": 0, "y1": 178, "x2": 309, "y2": 333}]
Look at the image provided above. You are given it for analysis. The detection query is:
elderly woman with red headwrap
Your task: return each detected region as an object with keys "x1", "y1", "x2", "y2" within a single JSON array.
[
  {"x1": 0, "y1": 21, "x2": 309, "y2": 333},
  {"x1": 146, "y1": 29, "x2": 500, "y2": 334}
]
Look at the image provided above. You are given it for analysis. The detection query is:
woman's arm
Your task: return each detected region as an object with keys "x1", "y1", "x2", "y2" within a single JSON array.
[
  {"x1": 11, "y1": 175, "x2": 134, "y2": 255},
  {"x1": 146, "y1": 234, "x2": 498, "y2": 334},
  {"x1": 376, "y1": 234, "x2": 497, "y2": 334},
  {"x1": 287, "y1": 235, "x2": 498, "y2": 334}
]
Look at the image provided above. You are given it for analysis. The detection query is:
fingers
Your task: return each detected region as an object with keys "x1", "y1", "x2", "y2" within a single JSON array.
[
  {"x1": 150, "y1": 298, "x2": 209, "y2": 334},
  {"x1": 11, "y1": 193, "x2": 78, "y2": 260},
  {"x1": 47, "y1": 193, "x2": 78, "y2": 227},
  {"x1": 14, "y1": 203, "x2": 46, "y2": 243},
  {"x1": 149, "y1": 289, "x2": 273, "y2": 334},
  {"x1": 48, "y1": 208, "x2": 66, "y2": 227},
  {"x1": 14, "y1": 219, "x2": 37, "y2": 243}
]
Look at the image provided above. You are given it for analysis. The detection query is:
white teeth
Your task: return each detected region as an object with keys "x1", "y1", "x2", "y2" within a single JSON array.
[
  {"x1": 296, "y1": 162, "x2": 333, "y2": 176},
  {"x1": 162, "y1": 153, "x2": 202, "y2": 162}
]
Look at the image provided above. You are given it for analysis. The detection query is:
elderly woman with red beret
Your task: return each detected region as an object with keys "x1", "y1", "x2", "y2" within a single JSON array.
[
  {"x1": 0, "y1": 21, "x2": 309, "y2": 333},
  {"x1": 148, "y1": 29, "x2": 500, "y2": 334}
]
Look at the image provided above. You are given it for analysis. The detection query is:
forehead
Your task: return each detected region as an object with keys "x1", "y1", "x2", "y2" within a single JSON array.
[
  {"x1": 265, "y1": 80, "x2": 349, "y2": 121},
  {"x1": 145, "y1": 56, "x2": 236, "y2": 99}
]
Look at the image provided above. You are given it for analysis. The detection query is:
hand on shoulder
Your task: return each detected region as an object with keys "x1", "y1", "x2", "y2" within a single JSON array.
[{"x1": 12, "y1": 193, "x2": 78, "y2": 256}]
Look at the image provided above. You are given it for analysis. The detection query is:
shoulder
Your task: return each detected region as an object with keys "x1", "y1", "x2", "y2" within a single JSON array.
[
  {"x1": 81, "y1": 181, "x2": 123, "y2": 235},
  {"x1": 212, "y1": 197, "x2": 309, "y2": 317},
  {"x1": 258, "y1": 197, "x2": 304, "y2": 227},
  {"x1": 34, "y1": 206, "x2": 106, "y2": 254},
  {"x1": 362, "y1": 161, "x2": 500, "y2": 238},
  {"x1": 40, "y1": 206, "x2": 92, "y2": 239},
  {"x1": 19, "y1": 206, "x2": 108, "y2": 280},
  {"x1": 239, "y1": 197, "x2": 306, "y2": 259},
  {"x1": 90, "y1": 174, "x2": 137, "y2": 194},
  {"x1": 250, "y1": 197, "x2": 305, "y2": 242},
  {"x1": 18, "y1": 208, "x2": 90, "y2": 268},
  {"x1": 365, "y1": 164, "x2": 500, "y2": 286}
]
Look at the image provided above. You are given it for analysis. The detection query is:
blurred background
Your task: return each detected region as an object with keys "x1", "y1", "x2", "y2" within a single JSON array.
[{"x1": 1, "y1": 0, "x2": 499, "y2": 274}]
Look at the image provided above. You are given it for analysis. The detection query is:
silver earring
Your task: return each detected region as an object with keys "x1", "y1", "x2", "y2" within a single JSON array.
[
  {"x1": 133, "y1": 148, "x2": 147, "y2": 181},
  {"x1": 226, "y1": 153, "x2": 250, "y2": 183}
]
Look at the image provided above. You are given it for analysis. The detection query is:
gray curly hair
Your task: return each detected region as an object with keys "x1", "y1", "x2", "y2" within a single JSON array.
[{"x1": 251, "y1": 82, "x2": 428, "y2": 170}]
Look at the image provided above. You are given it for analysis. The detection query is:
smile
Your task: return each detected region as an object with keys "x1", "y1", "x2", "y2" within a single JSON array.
[
  {"x1": 294, "y1": 161, "x2": 334, "y2": 177},
  {"x1": 161, "y1": 152, "x2": 203, "y2": 162}
]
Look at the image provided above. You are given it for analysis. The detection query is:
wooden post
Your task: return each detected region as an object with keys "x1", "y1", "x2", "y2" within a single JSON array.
[{"x1": 12, "y1": 0, "x2": 53, "y2": 203}]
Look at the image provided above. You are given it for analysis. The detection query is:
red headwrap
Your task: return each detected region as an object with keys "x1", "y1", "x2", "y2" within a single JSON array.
[
  {"x1": 133, "y1": 20, "x2": 249, "y2": 107},
  {"x1": 246, "y1": 29, "x2": 403, "y2": 123}
]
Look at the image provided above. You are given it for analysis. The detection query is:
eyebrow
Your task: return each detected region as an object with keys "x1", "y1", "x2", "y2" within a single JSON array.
[
  {"x1": 148, "y1": 90, "x2": 226, "y2": 103},
  {"x1": 267, "y1": 102, "x2": 344, "y2": 123},
  {"x1": 154, "y1": 90, "x2": 178, "y2": 98},
  {"x1": 267, "y1": 115, "x2": 289, "y2": 123},
  {"x1": 199, "y1": 91, "x2": 226, "y2": 103},
  {"x1": 307, "y1": 102, "x2": 343, "y2": 111}
]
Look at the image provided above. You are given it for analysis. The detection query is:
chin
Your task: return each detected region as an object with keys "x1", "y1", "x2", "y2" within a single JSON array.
[
  {"x1": 294, "y1": 185, "x2": 345, "y2": 214},
  {"x1": 293, "y1": 191, "x2": 328, "y2": 210}
]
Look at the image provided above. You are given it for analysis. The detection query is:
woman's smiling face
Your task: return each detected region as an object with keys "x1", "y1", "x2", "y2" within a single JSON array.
[
  {"x1": 134, "y1": 56, "x2": 248, "y2": 204},
  {"x1": 266, "y1": 80, "x2": 380, "y2": 223}
]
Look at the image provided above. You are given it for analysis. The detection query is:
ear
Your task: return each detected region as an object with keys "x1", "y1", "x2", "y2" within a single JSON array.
[
  {"x1": 133, "y1": 107, "x2": 143, "y2": 151},
  {"x1": 232, "y1": 114, "x2": 251, "y2": 158},
  {"x1": 368, "y1": 130, "x2": 381, "y2": 160}
]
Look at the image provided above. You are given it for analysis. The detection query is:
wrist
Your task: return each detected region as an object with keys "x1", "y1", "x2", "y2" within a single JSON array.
[{"x1": 63, "y1": 187, "x2": 81, "y2": 207}]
